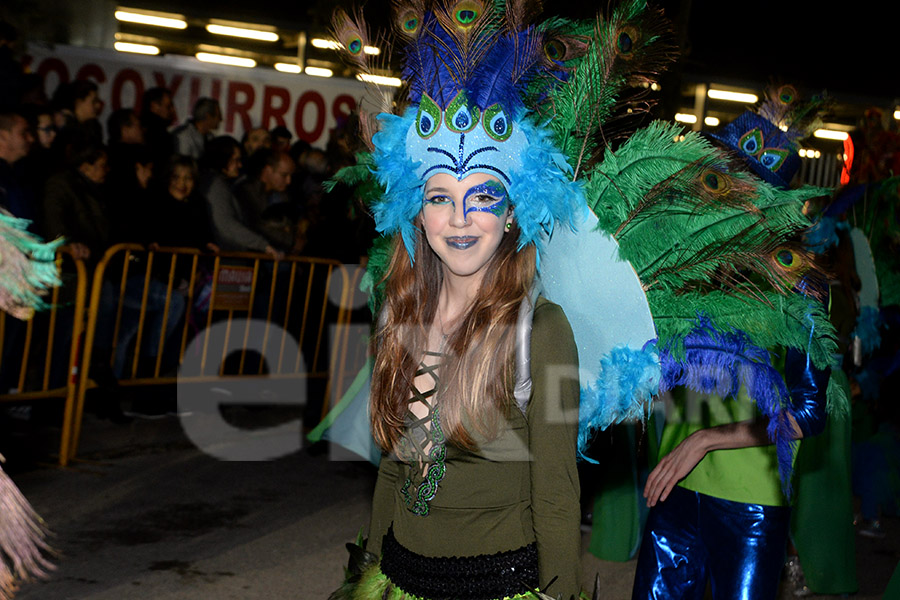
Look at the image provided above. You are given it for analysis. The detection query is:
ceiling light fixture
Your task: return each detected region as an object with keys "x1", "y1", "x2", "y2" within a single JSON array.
[
  {"x1": 274, "y1": 63, "x2": 302, "y2": 73},
  {"x1": 114, "y1": 41, "x2": 160, "y2": 55},
  {"x1": 707, "y1": 89, "x2": 758, "y2": 103},
  {"x1": 114, "y1": 10, "x2": 187, "y2": 29},
  {"x1": 813, "y1": 129, "x2": 849, "y2": 141},
  {"x1": 310, "y1": 38, "x2": 341, "y2": 50},
  {"x1": 357, "y1": 73, "x2": 402, "y2": 87},
  {"x1": 206, "y1": 24, "x2": 278, "y2": 42},
  {"x1": 195, "y1": 52, "x2": 256, "y2": 68},
  {"x1": 305, "y1": 66, "x2": 333, "y2": 77}
]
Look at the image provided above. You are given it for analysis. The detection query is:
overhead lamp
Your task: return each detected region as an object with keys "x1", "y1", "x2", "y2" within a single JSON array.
[
  {"x1": 195, "y1": 52, "x2": 256, "y2": 68},
  {"x1": 894, "y1": 109, "x2": 900, "y2": 120},
  {"x1": 305, "y1": 66, "x2": 333, "y2": 78},
  {"x1": 310, "y1": 37, "x2": 378, "y2": 54},
  {"x1": 357, "y1": 73, "x2": 402, "y2": 87},
  {"x1": 206, "y1": 24, "x2": 278, "y2": 42},
  {"x1": 114, "y1": 41, "x2": 160, "y2": 55},
  {"x1": 707, "y1": 89, "x2": 758, "y2": 103},
  {"x1": 814, "y1": 129, "x2": 849, "y2": 141},
  {"x1": 274, "y1": 62, "x2": 302, "y2": 74},
  {"x1": 115, "y1": 9, "x2": 187, "y2": 29},
  {"x1": 674, "y1": 113, "x2": 697, "y2": 124},
  {"x1": 704, "y1": 116, "x2": 719, "y2": 126},
  {"x1": 311, "y1": 38, "x2": 341, "y2": 50}
]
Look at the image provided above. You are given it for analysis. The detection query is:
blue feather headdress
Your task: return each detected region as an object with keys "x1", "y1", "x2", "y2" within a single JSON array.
[{"x1": 338, "y1": 1, "x2": 586, "y2": 261}]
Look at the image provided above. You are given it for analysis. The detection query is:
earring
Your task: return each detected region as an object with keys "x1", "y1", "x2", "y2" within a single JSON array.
[{"x1": 505, "y1": 222, "x2": 512, "y2": 231}]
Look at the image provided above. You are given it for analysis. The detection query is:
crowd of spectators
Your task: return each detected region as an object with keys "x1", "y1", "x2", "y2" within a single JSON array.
[
  {"x1": 0, "y1": 80, "x2": 373, "y2": 266},
  {"x1": 0, "y1": 24, "x2": 375, "y2": 418}
]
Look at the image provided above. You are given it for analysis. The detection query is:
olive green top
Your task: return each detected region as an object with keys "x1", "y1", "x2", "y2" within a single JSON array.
[{"x1": 368, "y1": 298, "x2": 582, "y2": 599}]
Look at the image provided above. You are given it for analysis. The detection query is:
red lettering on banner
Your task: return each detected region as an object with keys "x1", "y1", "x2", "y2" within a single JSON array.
[
  {"x1": 75, "y1": 63, "x2": 106, "y2": 84},
  {"x1": 261, "y1": 85, "x2": 290, "y2": 129},
  {"x1": 153, "y1": 72, "x2": 184, "y2": 121},
  {"x1": 294, "y1": 91, "x2": 325, "y2": 143},
  {"x1": 225, "y1": 81, "x2": 255, "y2": 134},
  {"x1": 333, "y1": 94, "x2": 356, "y2": 123},
  {"x1": 111, "y1": 69, "x2": 144, "y2": 111},
  {"x1": 36, "y1": 58, "x2": 70, "y2": 93},
  {"x1": 188, "y1": 77, "x2": 201, "y2": 109},
  {"x1": 210, "y1": 79, "x2": 222, "y2": 102}
]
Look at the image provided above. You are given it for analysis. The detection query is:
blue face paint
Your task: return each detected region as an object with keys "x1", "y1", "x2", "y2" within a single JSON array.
[
  {"x1": 463, "y1": 180, "x2": 508, "y2": 218},
  {"x1": 423, "y1": 180, "x2": 509, "y2": 222}
]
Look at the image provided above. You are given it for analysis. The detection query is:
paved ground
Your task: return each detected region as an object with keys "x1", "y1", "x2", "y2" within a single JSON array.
[{"x1": 1, "y1": 389, "x2": 896, "y2": 599}]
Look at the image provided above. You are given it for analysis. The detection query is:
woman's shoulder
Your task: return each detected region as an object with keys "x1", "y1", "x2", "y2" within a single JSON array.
[
  {"x1": 531, "y1": 296, "x2": 575, "y2": 355},
  {"x1": 532, "y1": 296, "x2": 569, "y2": 330}
]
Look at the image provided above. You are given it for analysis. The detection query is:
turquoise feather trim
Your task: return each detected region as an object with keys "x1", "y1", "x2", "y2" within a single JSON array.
[
  {"x1": 0, "y1": 211, "x2": 63, "y2": 318},
  {"x1": 578, "y1": 344, "x2": 661, "y2": 459}
]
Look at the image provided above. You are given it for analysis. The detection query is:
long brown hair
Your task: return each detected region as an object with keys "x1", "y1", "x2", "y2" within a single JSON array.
[{"x1": 370, "y1": 221, "x2": 536, "y2": 452}]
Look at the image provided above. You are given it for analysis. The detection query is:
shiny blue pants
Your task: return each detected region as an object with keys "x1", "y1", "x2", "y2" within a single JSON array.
[{"x1": 632, "y1": 486, "x2": 790, "y2": 600}]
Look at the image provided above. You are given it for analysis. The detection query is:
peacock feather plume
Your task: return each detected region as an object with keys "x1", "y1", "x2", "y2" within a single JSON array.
[{"x1": 324, "y1": 1, "x2": 842, "y2": 491}]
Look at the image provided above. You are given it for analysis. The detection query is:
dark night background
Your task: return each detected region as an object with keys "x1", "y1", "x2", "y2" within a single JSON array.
[{"x1": 186, "y1": 0, "x2": 898, "y2": 101}]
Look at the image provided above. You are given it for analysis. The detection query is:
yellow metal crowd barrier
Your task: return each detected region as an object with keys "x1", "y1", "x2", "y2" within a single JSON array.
[
  {"x1": 62, "y1": 243, "x2": 356, "y2": 462},
  {"x1": 0, "y1": 244, "x2": 359, "y2": 466},
  {"x1": 0, "y1": 248, "x2": 88, "y2": 466}
]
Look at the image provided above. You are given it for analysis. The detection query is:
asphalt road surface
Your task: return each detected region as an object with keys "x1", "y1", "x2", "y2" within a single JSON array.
[{"x1": 3, "y1": 391, "x2": 896, "y2": 599}]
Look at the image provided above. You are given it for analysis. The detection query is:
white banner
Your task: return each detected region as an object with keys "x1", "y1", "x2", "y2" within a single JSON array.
[{"x1": 25, "y1": 43, "x2": 372, "y2": 147}]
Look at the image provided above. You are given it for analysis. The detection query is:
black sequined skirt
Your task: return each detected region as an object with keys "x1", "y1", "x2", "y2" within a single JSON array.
[{"x1": 379, "y1": 527, "x2": 540, "y2": 600}]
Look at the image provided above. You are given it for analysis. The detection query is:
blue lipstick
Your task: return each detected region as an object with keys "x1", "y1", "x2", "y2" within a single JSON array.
[{"x1": 446, "y1": 236, "x2": 478, "y2": 250}]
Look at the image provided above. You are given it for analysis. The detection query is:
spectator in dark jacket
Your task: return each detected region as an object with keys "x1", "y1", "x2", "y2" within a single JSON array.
[
  {"x1": 42, "y1": 143, "x2": 109, "y2": 262},
  {"x1": 140, "y1": 87, "x2": 175, "y2": 166},
  {"x1": 233, "y1": 148, "x2": 296, "y2": 252},
  {"x1": 200, "y1": 136, "x2": 283, "y2": 258},
  {"x1": 51, "y1": 80, "x2": 103, "y2": 167},
  {"x1": 0, "y1": 110, "x2": 35, "y2": 221}
]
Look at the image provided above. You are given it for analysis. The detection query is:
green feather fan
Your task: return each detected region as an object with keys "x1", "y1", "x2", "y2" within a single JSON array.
[
  {"x1": 648, "y1": 288, "x2": 837, "y2": 371},
  {"x1": 0, "y1": 210, "x2": 63, "y2": 321}
]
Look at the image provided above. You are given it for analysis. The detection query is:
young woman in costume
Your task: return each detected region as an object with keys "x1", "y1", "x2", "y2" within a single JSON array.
[
  {"x1": 325, "y1": 0, "x2": 591, "y2": 596},
  {"x1": 358, "y1": 170, "x2": 582, "y2": 599}
]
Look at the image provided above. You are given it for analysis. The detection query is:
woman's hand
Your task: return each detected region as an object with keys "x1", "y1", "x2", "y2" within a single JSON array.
[
  {"x1": 643, "y1": 430, "x2": 709, "y2": 507},
  {"x1": 643, "y1": 419, "x2": 774, "y2": 507}
]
